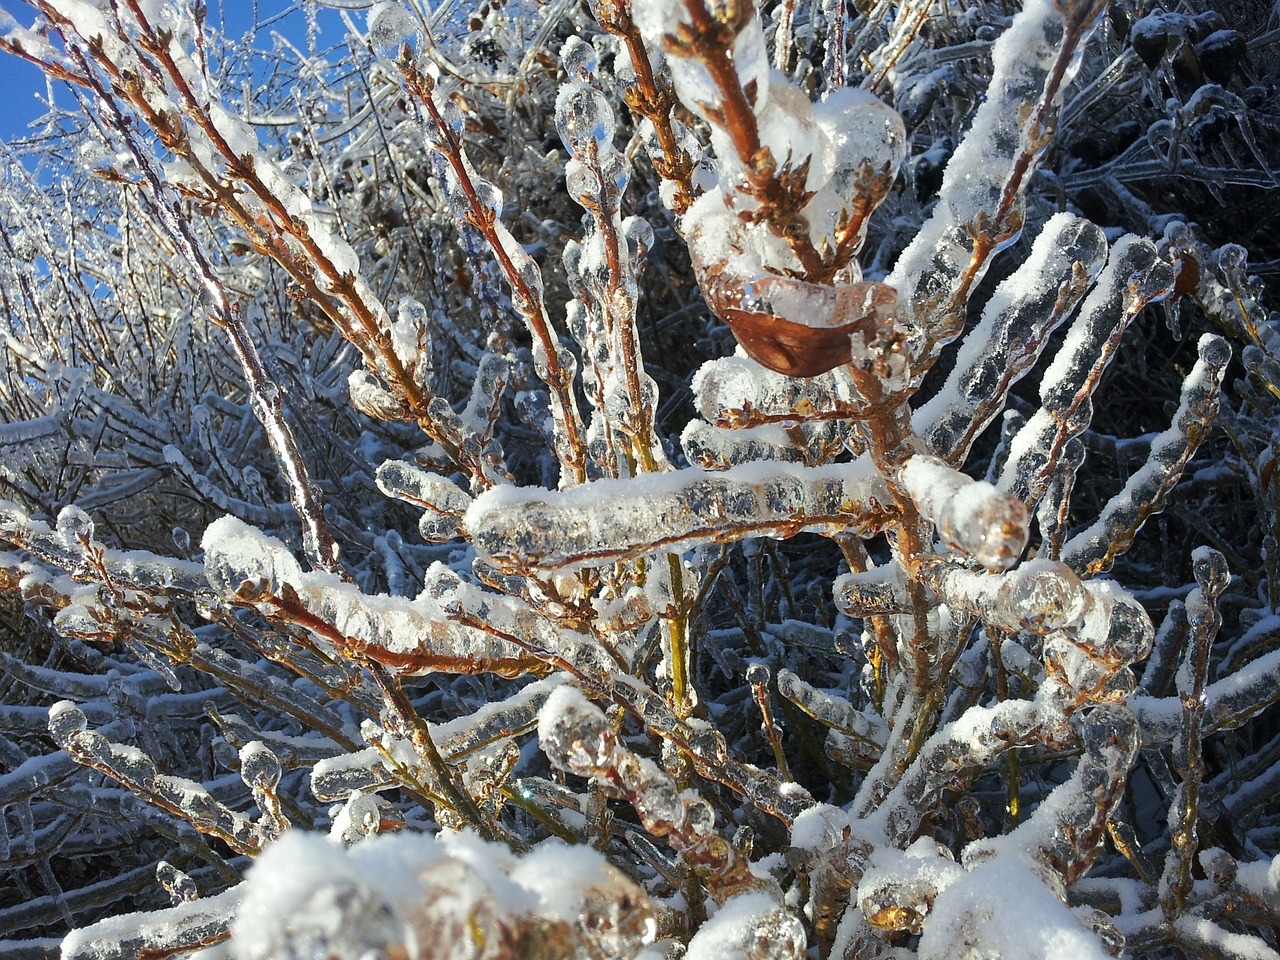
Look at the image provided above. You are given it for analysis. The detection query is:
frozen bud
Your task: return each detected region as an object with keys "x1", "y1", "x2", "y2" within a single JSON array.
[
  {"x1": 349, "y1": 369, "x2": 413, "y2": 421},
  {"x1": 859, "y1": 840, "x2": 962, "y2": 935},
  {"x1": 1216, "y1": 242, "x2": 1248, "y2": 276},
  {"x1": 577, "y1": 863, "x2": 659, "y2": 957},
  {"x1": 239, "y1": 741, "x2": 282, "y2": 791},
  {"x1": 993, "y1": 559, "x2": 1089, "y2": 633},
  {"x1": 633, "y1": 775, "x2": 682, "y2": 830},
  {"x1": 472, "y1": 177, "x2": 503, "y2": 219},
  {"x1": 538, "y1": 686, "x2": 616, "y2": 778},
  {"x1": 172, "y1": 525, "x2": 191, "y2": 555},
  {"x1": 342, "y1": 792, "x2": 384, "y2": 840},
  {"x1": 556, "y1": 84, "x2": 615, "y2": 157},
  {"x1": 814, "y1": 88, "x2": 907, "y2": 198},
  {"x1": 156, "y1": 861, "x2": 199, "y2": 904},
  {"x1": 48, "y1": 700, "x2": 88, "y2": 742},
  {"x1": 740, "y1": 78, "x2": 821, "y2": 189},
  {"x1": 560, "y1": 35, "x2": 598, "y2": 80},
  {"x1": 367, "y1": 2, "x2": 422, "y2": 60},
  {"x1": 56, "y1": 505, "x2": 95, "y2": 546},
  {"x1": 1199, "y1": 848, "x2": 1237, "y2": 886}
]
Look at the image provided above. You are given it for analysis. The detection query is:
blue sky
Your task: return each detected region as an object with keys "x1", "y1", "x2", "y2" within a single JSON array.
[{"x1": 0, "y1": 1, "x2": 345, "y2": 141}]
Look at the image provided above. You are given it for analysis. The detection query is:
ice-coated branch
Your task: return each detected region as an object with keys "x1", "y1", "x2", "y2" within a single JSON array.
[
  {"x1": 888, "y1": 0, "x2": 1108, "y2": 359},
  {"x1": 692, "y1": 355, "x2": 868, "y2": 429},
  {"x1": 465, "y1": 457, "x2": 893, "y2": 572},
  {"x1": 60, "y1": 886, "x2": 241, "y2": 960},
  {"x1": 863, "y1": 695, "x2": 1063, "y2": 844},
  {"x1": 1162, "y1": 548, "x2": 1228, "y2": 913},
  {"x1": 1061, "y1": 334, "x2": 1229, "y2": 575},
  {"x1": 558, "y1": 37, "x2": 667, "y2": 477},
  {"x1": 395, "y1": 51, "x2": 590, "y2": 486},
  {"x1": 998, "y1": 235, "x2": 1178, "y2": 507},
  {"x1": 74, "y1": 55, "x2": 343, "y2": 575},
  {"x1": 48, "y1": 702, "x2": 263, "y2": 856},
  {"x1": 538, "y1": 685, "x2": 769, "y2": 904},
  {"x1": 587, "y1": 0, "x2": 699, "y2": 213},
  {"x1": 914, "y1": 213, "x2": 1108, "y2": 466},
  {"x1": 202, "y1": 516, "x2": 540, "y2": 677},
  {"x1": 0, "y1": 501, "x2": 206, "y2": 596}
]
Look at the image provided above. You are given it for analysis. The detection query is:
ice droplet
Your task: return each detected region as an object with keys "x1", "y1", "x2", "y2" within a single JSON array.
[
  {"x1": 239, "y1": 741, "x2": 283, "y2": 791},
  {"x1": 56, "y1": 505, "x2": 94, "y2": 546},
  {"x1": 560, "y1": 35, "x2": 598, "y2": 81},
  {"x1": 538, "y1": 686, "x2": 616, "y2": 778},
  {"x1": 367, "y1": 2, "x2": 421, "y2": 61},
  {"x1": 814, "y1": 87, "x2": 907, "y2": 198},
  {"x1": 48, "y1": 700, "x2": 88, "y2": 741},
  {"x1": 557, "y1": 84, "x2": 616, "y2": 157}
]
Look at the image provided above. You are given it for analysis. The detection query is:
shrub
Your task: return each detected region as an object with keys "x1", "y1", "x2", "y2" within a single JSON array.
[{"x1": 1, "y1": 0, "x2": 1279, "y2": 957}]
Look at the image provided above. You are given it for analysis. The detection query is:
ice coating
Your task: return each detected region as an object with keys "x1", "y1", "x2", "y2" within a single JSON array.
[
  {"x1": 1060, "y1": 334, "x2": 1228, "y2": 575},
  {"x1": 465, "y1": 458, "x2": 893, "y2": 571},
  {"x1": 888, "y1": 0, "x2": 1109, "y2": 350},
  {"x1": 684, "y1": 893, "x2": 805, "y2": 960},
  {"x1": 915, "y1": 214, "x2": 1108, "y2": 464},
  {"x1": 692, "y1": 355, "x2": 867, "y2": 428},
  {"x1": 923, "y1": 557, "x2": 1089, "y2": 634}
]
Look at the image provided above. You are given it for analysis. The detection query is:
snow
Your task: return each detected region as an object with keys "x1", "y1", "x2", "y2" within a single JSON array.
[
  {"x1": 684, "y1": 893, "x2": 804, "y2": 960},
  {"x1": 918, "y1": 856, "x2": 1110, "y2": 960}
]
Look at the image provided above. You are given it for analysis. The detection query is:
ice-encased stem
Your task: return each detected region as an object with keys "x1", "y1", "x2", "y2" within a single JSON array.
[
  {"x1": 960, "y1": 703, "x2": 1139, "y2": 888},
  {"x1": 863, "y1": 696, "x2": 1057, "y2": 842},
  {"x1": 60, "y1": 886, "x2": 241, "y2": 960},
  {"x1": 914, "y1": 214, "x2": 1108, "y2": 465},
  {"x1": 898, "y1": 455, "x2": 1029, "y2": 571},
  {"x1": 69, "y1": 54, "x2": 343, "y2": 575},
  {"x1": 887, "y1": 0, "x2": 1107, "y2": 359},
  {"x1": 998, "y1": 235, "x2": 1177, "y2": 507},
  {"x1": 1162, "y1": 548, "x2": 1228, "y2": 913},
  {"x1": 465, "y1": 458, "x2": 893, "y2": 572},
  {"x1": 1061, "y1": 334, "x2": 1228, "y2": 576},
  {"x1": 48, "y1": 702, "x2": 263, "y2": 856}
]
